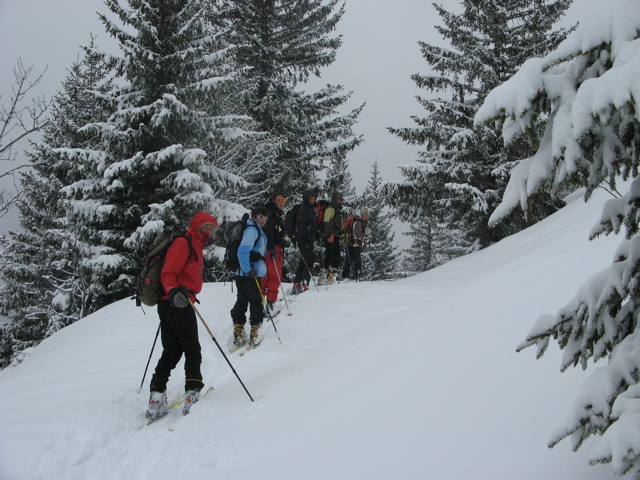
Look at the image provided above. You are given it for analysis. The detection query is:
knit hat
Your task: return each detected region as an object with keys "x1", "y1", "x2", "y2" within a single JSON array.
[
  {"x1": 331, "y1": 191, "x2": 344, "y2": 201},
  {"x1": 360, "y1": 207, "x2": 369, "y2": 216}
]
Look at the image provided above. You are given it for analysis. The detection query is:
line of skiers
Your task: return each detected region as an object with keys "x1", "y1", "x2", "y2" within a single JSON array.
[
  {"x1": 290, "y1": 189, "x2": 371, "y2": 292},
  {"x1": 144, "y1": 191, "x2": 370, "y2": 421}
]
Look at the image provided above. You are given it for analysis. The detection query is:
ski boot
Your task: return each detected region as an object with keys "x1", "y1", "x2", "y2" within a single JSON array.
[
  {"x1": 145, "y1": 391, "x2": 168, "y2": 421},
  {"x1": 182, "y1": 389, "x2": 200, "y2": 415},
  {"x1": 249, "y1": 324, "x2": 261, "y2": 347},
  {"x1": 233, "y1": 323, "x2": 245, "y2": 347},
  {"x1": 264, "y1": 301, "x2": 275, "y2": 317}
]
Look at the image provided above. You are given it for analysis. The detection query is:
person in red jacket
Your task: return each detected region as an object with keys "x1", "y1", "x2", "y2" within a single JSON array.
[{"x1": 145, "y1": 212, "x2": 219, "y2": 421}]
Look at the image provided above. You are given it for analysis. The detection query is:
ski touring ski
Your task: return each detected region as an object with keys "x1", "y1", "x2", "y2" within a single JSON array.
[
  {"x1": 144, "y1": 386, "x2": 214, "y2": 426},
  {"x1": 238, "y1": 340, "x2": 262, "y2": 357},
  {"x1": 229, "y1": 341, "x2": 248, "y2": 354},
  {"x1": 168, "y1": 386, "x2": 214, "y2": 411},
  {"x1": 228, "y1": 306, "x2": 284, "y2": 354}
]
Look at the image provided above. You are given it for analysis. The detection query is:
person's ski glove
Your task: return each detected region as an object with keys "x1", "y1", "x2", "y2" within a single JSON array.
[
  {"x1": 169, "y1": 286, "x2": 190, "y2": 308},
  {"x1": 248, "y1": 268, "x2": 258, "y2": 278}
]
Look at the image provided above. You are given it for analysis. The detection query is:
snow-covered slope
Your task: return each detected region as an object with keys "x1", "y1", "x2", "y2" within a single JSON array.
[{"x1": 0, "y1": 189, "x2": 622, "y2": 480}]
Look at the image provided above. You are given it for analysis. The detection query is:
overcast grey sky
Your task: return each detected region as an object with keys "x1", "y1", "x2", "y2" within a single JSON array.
[{"x1": 0, "y1": 0, "x2": 601, "y2": 234}]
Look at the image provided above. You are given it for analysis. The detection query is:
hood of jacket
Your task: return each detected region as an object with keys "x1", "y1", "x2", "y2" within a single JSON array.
[
  {"x1": 188, "y1": 212, "x2": 218, "y2": 247},
  {"x1": 302, "y1": 189, "x2": 316, "y2": 204},
  {"x1": 190, "y1": 212, "x2": 218, "y2": 229}
]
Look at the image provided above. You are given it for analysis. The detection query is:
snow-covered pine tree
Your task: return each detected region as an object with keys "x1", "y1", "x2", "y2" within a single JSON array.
[
  {"x1": 60, "y1": 0, "x2": 253, "y2": 309},
  {"x1": 399, "y1": 217, "x2": 433, "y2": 276},
  {"x1": 359, "y1": 162, "x2": 398, "y2": 280},
  {"x1": 475, "y1": 1, "x2": 640, "y2": 477},
  {"x1": 323, "y1": 149, "x2": 355, "y2": 205},
  {"x1": 387, "y1": 0, "x2": 571, "y2": 264},
  {"x1": 0, "y1": 41, "x2": 114, "y2": 367},
  {"x1": 226, "y1": 0, "x2": 363, "y2": 200}
]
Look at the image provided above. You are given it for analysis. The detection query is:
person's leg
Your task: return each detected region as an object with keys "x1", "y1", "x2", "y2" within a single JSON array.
[{"x1": 150, "y1": 301, "x2": 185, "y2": 393}]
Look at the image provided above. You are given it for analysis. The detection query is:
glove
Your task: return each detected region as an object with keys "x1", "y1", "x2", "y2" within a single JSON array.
[
  {"x1": 248, "y1": 268, "x2": 258, "y2": 278},
  {"x1": 269, "y1": 249, "x2": 277, "y2": 259},
  {"x1": 327, "y1": 234, "x2": 335, "y2": 243},
  {"x1": 169, "y1": 286, "x2": 190, "y2": 309}
]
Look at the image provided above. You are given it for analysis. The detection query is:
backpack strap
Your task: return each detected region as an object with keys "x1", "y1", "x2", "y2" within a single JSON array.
[
  {"x1": 174, "y1": 235, "x2": 197, "y2": 262},
  {"x1": 244, "y1": 220, "x2": 261, "y2": 248}
]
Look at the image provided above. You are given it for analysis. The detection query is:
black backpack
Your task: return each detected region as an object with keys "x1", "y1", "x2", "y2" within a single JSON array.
[
  {"x1": 136, "y1": 231, "x2": 192, "y2": 307},
  {"x1": 223, "y1": 213, "x2": 259, "y2": 271},
  {"x1": 283, "y1": 203, "x2": 302, "y2": 237}
]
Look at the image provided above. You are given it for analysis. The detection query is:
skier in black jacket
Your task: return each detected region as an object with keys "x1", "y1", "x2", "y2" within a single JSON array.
[
  {"x1": 261, "y1": 191, "x2": 288, "y2": 310},
  {"x1": 292, "y1": 189, "x2": 317, "y2": 294}
]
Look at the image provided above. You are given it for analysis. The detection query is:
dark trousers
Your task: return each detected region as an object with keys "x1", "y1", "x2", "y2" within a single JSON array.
[
  {"x1": 231, "y1": 276, "x2": 264, "y2": 326},
  {"x1": 150, "y1": 300, "x2": 203, "y2": 393},
  {"x1": 294, "y1": 237, "x2": 315, "y2": 284},
  {"x1": 324, "y1": 238, "x2": 341, "y2": 271},
  {"x1": 342, "y1": 245, "x2": 362, "y2": 279}
]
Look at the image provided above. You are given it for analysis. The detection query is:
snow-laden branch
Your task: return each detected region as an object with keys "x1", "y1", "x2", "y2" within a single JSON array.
[{"x1": 482, "y1": 2, "x2": 640, "y2": 477}]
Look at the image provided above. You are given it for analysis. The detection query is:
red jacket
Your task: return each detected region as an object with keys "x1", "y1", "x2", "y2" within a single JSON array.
[{"x1": 160, "y1": 212, "x2": 217, "y2": 300}]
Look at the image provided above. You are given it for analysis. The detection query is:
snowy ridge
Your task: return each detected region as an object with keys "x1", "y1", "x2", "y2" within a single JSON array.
[{"x1": 0, "y1": 189, "x2": 624, "y2": 480}]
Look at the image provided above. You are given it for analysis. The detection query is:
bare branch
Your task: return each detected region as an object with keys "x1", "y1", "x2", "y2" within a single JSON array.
[{"x1": 0, "y1": 59, "x2": 52, "y2": 218}]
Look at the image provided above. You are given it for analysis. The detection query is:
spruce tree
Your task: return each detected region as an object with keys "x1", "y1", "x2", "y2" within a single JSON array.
[
  {"x1": 399, "y1": 218, "x2": 433, "y2": 276},
  {"x1": 475, "y1": 3, "x2": 640, "y2": 476},
  {"x1": 323, "y1": 150, "x2": 355, "y2": 203},
  {"x1": 0, "y1": 42, "x2": 114, "y2": 367},
  {"x1": 61, "y1": 0, "x2": 253, "y2": 309},
  {"x1": 226, "y1": 0, "x2": 363, "y2": 199},
  {"x1": 387, "y1": 0, "x2": 571, "y2": 263},
  {"x1": 359, "y1": 162, "x2": 399, "y2": 280}
]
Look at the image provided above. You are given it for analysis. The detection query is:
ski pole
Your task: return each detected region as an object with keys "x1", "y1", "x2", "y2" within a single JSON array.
[
  {"x1": 272, "y1": 256, "x2": 291, "y2": 315},
  {"x1": 255, "y1": 277, "x2": 282, "y2": 344},
  {"x1": 189, "y1": 299, "x2": 254, "y2": 402},
  {"x1": 138, "y1": 322, "x2": 161, "y2": 393}
]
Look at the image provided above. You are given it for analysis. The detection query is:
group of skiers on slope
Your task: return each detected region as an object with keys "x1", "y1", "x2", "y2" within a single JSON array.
[
  {"x1": 290, "y1": 189, "x2": 371, "y2": 293},
  {"x1": 145, "y1": 191, "x2": 371, "y2": 421}
]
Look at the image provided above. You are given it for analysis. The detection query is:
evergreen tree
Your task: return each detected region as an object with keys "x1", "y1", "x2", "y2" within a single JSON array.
[
  {"x1": 226, "y1": 0, "x2": 364, "y2": 199},
  {"x1": 399, "y1": 218, "x2": 433, "y2": 276},
  {"x1": 475, "y1": 2, "x2": 640, "y2": 476},
  {"x1": 359, "y1": 162, "x2": 398, "y2": 280},
  {"x1": 0, "y1": 41, "x2": 114, "y2": 367},
  {"x1": 387, "y1": 0, "x2": 571, "y2": 263},
  {"x1": 61, "y1": 0, "x2": 253, "y2": 310},
  {"x1": 323, "y1": 150, "x2": 355, "y2": 203}
]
